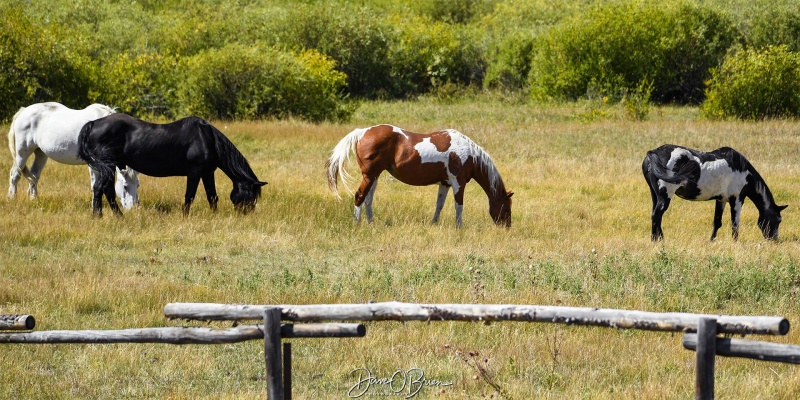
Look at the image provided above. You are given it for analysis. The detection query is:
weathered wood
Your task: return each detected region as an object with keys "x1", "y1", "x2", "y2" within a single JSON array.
[
  {"x1": 683, "y1": 334, "x2": 800, "y2": 365},
  {"x1": 284, "y1": 342, "x2": 292, "y2": 400},
  {"x1": 163, "y1": 302, "x2": 790, "y2": 335},
  {"x1": 0, "y1": 315, "x2": 35, "y2": 330},
  {"x1": 695, "y1": 318, "x2": 716, "y2": 400},
  {"x1": 264, "y1": 308, "x2": 283, "y2": 400},
  {"x1": 0, "y1": 323, "x2": 366, "y2": 344}
]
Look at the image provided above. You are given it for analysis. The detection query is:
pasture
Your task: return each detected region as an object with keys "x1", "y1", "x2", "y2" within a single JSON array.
[{"x1": 2, "y1": 97, "x2": 800, "y2": 398}]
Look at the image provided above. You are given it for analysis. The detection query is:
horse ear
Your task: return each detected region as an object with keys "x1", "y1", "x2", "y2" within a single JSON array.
[
  {"x1": 506, "y1": 190, "x2": 514, "y2": 198},
  {"x1": 257, "y1": 181, "x2": 268, "y2": 187},
  {"x1": 779, "y1": 204, "x2": 788, "y2": 211}
]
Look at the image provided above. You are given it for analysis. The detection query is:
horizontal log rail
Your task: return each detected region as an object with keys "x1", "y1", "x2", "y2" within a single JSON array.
[
  {"x1": 683, "y1": 333, "x2": 800, "y2": 365},
  {"x1": 0, "y1": 315, "x2": 35, "y2": 330},
  {"x1": 0, "y1": 323, "x2": 365, "y2": 344},
  {"x1": 164, "y1": 301, "x2": 790, "y2": 336}
]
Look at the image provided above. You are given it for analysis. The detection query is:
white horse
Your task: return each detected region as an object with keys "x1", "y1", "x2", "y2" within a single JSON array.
[{"x1": 7, "y1": 102, "x2": 140, "y2": 209}]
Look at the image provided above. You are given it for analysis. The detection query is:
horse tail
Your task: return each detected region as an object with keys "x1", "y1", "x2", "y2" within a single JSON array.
[
  {"x1": 644, "y1": 150, "x2": 684, "y2": 184},
  {"x1": 76, "y1": 120, "x2": 112, "y2": 184},
  {"x1": 7, "y1": 107, "x2": 24, "y2": 161},
  {"x1": 326, "y1": 127, "x2": 367, "y2": 199}
]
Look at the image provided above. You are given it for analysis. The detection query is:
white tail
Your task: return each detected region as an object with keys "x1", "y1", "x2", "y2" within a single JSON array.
[
  {"x1": 326, "y1": 127, "x2": 368, "y2": 199},
  {"x1": 7, "y1": 107, "x2": 28, "y2": 178}
]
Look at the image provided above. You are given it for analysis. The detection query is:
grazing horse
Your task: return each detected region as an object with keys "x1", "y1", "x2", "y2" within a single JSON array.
[
  {"x1": 642, "y1": 144, "x2": 787, "y2": 241},
  {"x1": 326, "y1": 124, "x2": 513, "y2": 227},
  {"x1": 7, "y1": 102, "x2": 140, "y2": 209},
  {"x1": 77, "y1": 113, "x2": 266, "y2": 217}
]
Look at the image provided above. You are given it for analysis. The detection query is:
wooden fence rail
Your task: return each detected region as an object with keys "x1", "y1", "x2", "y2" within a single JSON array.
[
  {"x1": 2, "y1": 303, "x2": 796, "y2": 400},
  {"x1": 0, "y1": 323, "x2": 365, "y2": 344},
  {"x1": 683, "y1": 332, "x2": 800, "y2": 365},
  {"x1": 0, "y1": 314, "x2": 35, "y2": 330},
  {"x1": 164, "y1": 301, "x2": 790, "y2": 335}
]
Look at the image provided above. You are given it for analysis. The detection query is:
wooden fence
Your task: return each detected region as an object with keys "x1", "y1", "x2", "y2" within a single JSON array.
[{"x1": 2, "y1": 302, "x2": 798, "y2": 399}]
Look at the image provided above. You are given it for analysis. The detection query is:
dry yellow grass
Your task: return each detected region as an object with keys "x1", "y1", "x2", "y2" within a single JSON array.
[{"x1": 1, "y1": 98, "x2": 800, "y2": 398}]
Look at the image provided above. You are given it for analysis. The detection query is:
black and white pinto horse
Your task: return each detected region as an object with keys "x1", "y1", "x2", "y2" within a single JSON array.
[
  {"x1": 78, "y1": 113, "x2": 266, "y2": 217},
  {"x1": 643, "y1": 144, "x2": 787, "y2": 241}
]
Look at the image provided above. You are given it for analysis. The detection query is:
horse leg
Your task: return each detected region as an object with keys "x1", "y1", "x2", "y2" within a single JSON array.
[
  {"x1": 363, "y1": 177, "x2": 378, "y2": 223},
  {"x1": 651, "y1": 196, "x2": 670, "y2": 241},
  {"x1": 183, "y1": 174, "x2": 202, "y2": 216},
  {"x1": 26, "y1": 149, "x2": 48, "y2": 199},
  {"x1": 8, "y1": 147, "x2": 33, "y2": 198},
  {"x1": 729, "y1": 196, "x2": 743, "y2": 240},
  {"x1": 91, "y1": 164, "x2": 116, "y2": 217},
  {"x1": 103, "y1": 180, "x2": 123, "y2": 217},
  {"x1": 201, "y1": 171, "x2": 219, "y2": 212},
  {"x1": 452, "y1": 184, "x2": 466, "y2": 228},
  {"x1": 432, "y1": 184, "x2": 449, "y2": 223},
  {"x1": 354, "y1": 175, "x2": 377, "y2": 223},
  {"x1": 710, "y1": 200, "x2": 726, "y2": 241}
]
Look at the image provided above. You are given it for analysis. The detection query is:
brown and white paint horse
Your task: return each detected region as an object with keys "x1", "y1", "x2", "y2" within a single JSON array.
[{"x1": 326, "y1": 124, "x2": 513, "y2": 227}]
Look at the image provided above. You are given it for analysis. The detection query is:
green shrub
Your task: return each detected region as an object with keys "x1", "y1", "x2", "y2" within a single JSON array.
[
  {"x1": 95, "y1": 51, "x2": 181, "y2": 118},
  {"x1": 262, "y1": 4, "x2": 395, "y2": 99},
  {"x1": 418, "y1": 0, "x2": 494, "y2": 24},
  {"x1": 745, "y1": 4, "x2": 800, "y2": 52},
  {"x1": 702, "y1": 46, "x2": 800, "y2": 120},
  {"x1": 0, "y1": 5, "x2": 95, "y2": 120},
  {"x1": 528, "y1": 1, "x2": 738, "y2": 104},
  {"x1": 181, "y1": 44, "x2": 353, "y2": 122},
  {"x1": 388, "y1": 15, "x2": 486, "y2": 97},
  {"x1": 483, "y1": 32, "x2": 536, "y2": 90}
]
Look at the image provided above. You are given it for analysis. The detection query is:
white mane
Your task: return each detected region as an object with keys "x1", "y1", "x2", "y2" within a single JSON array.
[{"x1": 445, "y1": 129, "x2": 501, "y2": 196}]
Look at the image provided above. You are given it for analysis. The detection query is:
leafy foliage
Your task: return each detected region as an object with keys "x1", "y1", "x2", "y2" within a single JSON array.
[
  {"x1": 702, "y1": 46, "x2": 800, "y2": 119},
  {"x1": 528, "y1": 1, "x2": 739, "y2": 104},
  {"x1": 181, "y1": 44, "x2": 352, "y2": 121},
  {"x1": 0, "y1": 4, "x2": 95, "y2": 120}
]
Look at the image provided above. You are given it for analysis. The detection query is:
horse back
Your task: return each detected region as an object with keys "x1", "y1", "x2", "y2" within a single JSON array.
[{"x1": 86, "y1": 114, "x2": 217, "y2": 177}]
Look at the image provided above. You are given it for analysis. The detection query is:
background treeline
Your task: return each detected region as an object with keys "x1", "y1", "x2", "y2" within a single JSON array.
[{"x1": 2, "y1": 0, "x2": 800, "y2": 122}]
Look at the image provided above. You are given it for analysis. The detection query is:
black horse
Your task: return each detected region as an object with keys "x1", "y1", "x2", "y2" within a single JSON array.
[
  {"x1": 78, "y1": 114, "x2": 266, "y2": 217},
  {"x1": 642, "y1": 144, "x2": 786, "y2": 241}
]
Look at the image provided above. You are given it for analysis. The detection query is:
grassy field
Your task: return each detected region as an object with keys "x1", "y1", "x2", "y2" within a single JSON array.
[{"x1": 2, "y1": 97, "x2": 800, "y2": 398}]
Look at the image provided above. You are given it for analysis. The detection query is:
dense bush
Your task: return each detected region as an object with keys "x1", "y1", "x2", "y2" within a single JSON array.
[
  {"x1": 528, "y1": 1, "x2": 739, "y2": 104},
  {"x1": 702, "y1": 46, "x2": 800, "y2": 120},
  {"x1": 0, "y1": 5, "x2": 95, "y2": 120},
  {"x1": 96, "y1": 51, "x2": 182, "y2": 118},
  {"x1": 181, "y1": 44, "x2": 352, "y2": 122},
  {"x1": 483, "y1": 32, "x2": 535, "y2": 90},
  {"x1": 745, "y1": 5, "x2": 800, "y2": 52},
  {"x1": 388, "y1": 15, "x2": 486, "y2": 97},
  {"x1": 263, "y1": 4, "x2": 396, "y2": 99}
]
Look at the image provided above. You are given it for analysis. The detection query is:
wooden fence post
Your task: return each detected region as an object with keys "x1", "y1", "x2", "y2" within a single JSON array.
[
  {"x1": 695, "y1": 318, "x2": 717, "y2": 400},
  {"x1": 263, "y1": 308, "x2": 283, "y2": 400},
  {"x1": 284, "y1": 342, "x2": 292, "y2": 400}
]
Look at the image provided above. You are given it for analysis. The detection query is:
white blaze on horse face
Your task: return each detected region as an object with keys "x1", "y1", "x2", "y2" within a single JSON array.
[{"x1": 413, "y1": 131, "x2": 472, "y2": 194}]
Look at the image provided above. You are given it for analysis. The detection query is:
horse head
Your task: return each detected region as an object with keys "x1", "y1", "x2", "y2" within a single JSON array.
[
  {"x1": 758, "y1": 204, "x2": 788, "y2": 240},
  {"x1": 489, "y1": 190, "x2": 514, "y2": 228},
  {"x1": 115, "y1": 168, "x2": 140, "y2": 210},
  {"x1": 231, "y1": 180, "x2": 267, "y2": 214}
]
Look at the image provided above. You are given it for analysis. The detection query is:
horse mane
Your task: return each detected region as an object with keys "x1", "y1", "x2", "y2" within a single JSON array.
[
  {"x1": 725, "y1": 148, "x2": 778, "y2": 207},
  {"x1": 448, "y1": 129, "x2": 502, "y2": 196},
  {"x1": 90, "y1": 103, "x2": 117, "y2": 116},
  {"x1": 199, "y1": 119, "x2": 262, "y2": 195}
]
